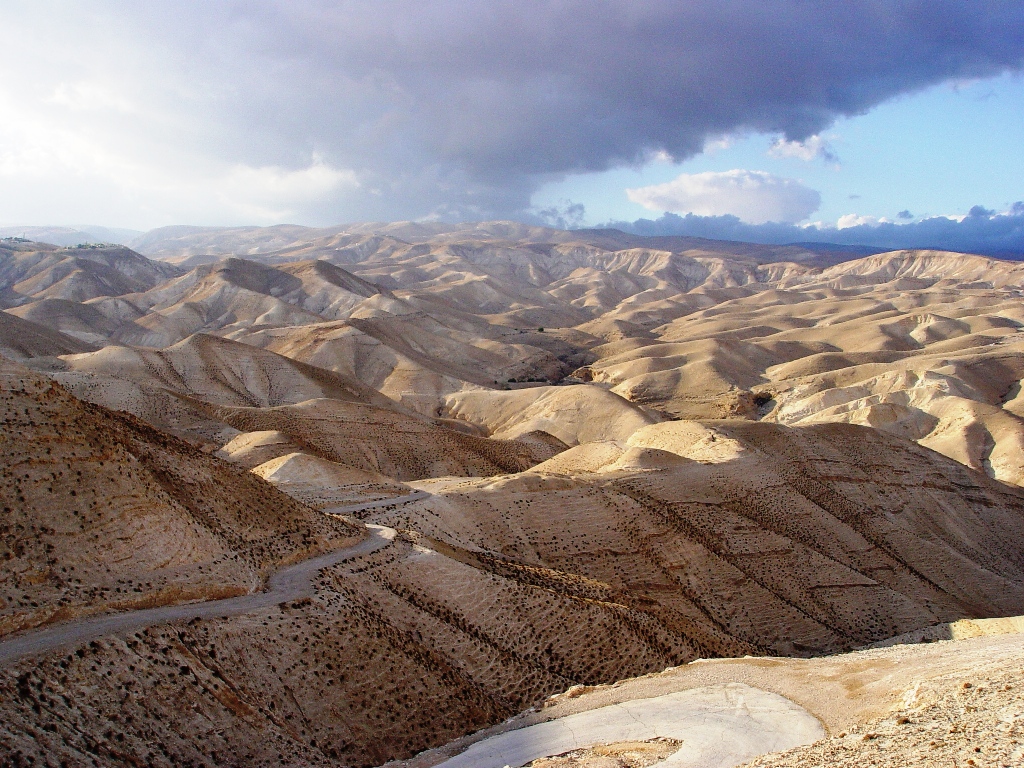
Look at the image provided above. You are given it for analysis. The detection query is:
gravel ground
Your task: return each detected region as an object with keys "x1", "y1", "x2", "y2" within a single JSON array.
[
  {"x1": 526, "y1": 739, "x2": 681, "y2": 767},
  {"x1": 743, "y1": 665, "x2": 1024, "y2": 768}
]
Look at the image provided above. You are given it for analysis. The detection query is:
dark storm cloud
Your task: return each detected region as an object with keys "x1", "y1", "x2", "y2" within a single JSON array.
[
  {"x1": 608, "y1": 207, "x2": 1024, "y2": 258},
  {"x1": 4, "y1": 1, "x2": 1024, "y2": 222}
]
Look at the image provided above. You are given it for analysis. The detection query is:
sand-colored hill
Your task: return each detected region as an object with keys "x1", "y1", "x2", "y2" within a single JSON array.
[
  {"x1": 6, "y1": 297, "x2": 127, "y2": 346},
  {"x1": 21, "y1": 229, "x2": 1024, "y2": 491},
  {"x1": 218, "y1": 429, "x2": 306, "y2": 468},
  {"x1": 0, "y1": 415, "x2": 989, "y2": 766},
  {"x1": 0, "y1": 241, "x2": 179, "y2": 308},
  {"x1": 442, "y1": 385, "x2": 659, "y2": 445},
  {"x1": 47, "y1": 332, "x2": 394, "y2": 410},
  {"x1": 209, "y1": 397, "x2": 565, "y2": 481},
  {"x1": 245, "y1": 313, "x2": 566, "y2": 412},
  {"x1": 46, "y1": 249, "x2": 572, "y2": 410},
  {"x1": 0, "y1": 355, "x2": 361, "y2": 637},
  {"x1": 250, "y1": 451, "x2": 413, "y2": 508},
  {"x1": 18, "y1": 332, "x2": 399, "y2": 446},
  {"x1": 5, "y1": 227, "x2": 1024, "y2": 768},
  {"x1": 130, "y1": 222, "x2": 878, "y2": 267},
  {"x1": 105, "y1": 257, "x2": 379, "y2": 347},
  {"x1": 785, "y1": 248, "x2": 1024, "y2": 290},
  {"x1": 0, "y1": 310, "x2": 97, "y2": 360},
  {"x1": 371, "y1": 421, "x2": 1024, "y2": 657}
]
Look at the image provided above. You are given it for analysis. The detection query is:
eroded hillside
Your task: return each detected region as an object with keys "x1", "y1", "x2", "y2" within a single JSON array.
[
  {"x1": 0, "y1": 357, "x2": 361, "y2": 636},
  {"x1": 7, "y1": 227, "x2": 1024, "y2": 487},
  {"x1": 3, "y1": 224, "x2": 1024, "y2": 768}
]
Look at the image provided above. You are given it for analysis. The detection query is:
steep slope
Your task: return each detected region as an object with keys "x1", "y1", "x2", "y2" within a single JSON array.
[
  {"x1": 45, "y1": 332, "x2": 395, "y2": 410},
  {"x1": 0, "y1": 527, "x2": 710, "y2": 767},
  {"x1": 245, "y1": 310, "x2": 565, "y2": 411},
  {"x1": 442, "y1": 385, "x2": 659, "y2": 445},
  {"x1": 111, "y1": 258, "x2": 360, "y2": 347},
  {"x1": 370, "y1": 420, "x2": 1024, "y2": 657},
  {"x1": 0, "y1": 241, "x2": 179, "y2": 308},
  {"x1": 0, "y1": 355, "x2": 361, "y2": 637},
  {"x1": 6, "y1": 298, "x2": 126, "y2": 346},
  {"x1": 20, "y1": 333, "x2": 400, "y2": 445},
  {"x1": 0, "y1": 310, "x2": 97, "y2": 360},
  {"x1": 209, "y1": 398, "x2": 564, "y2": 480}
]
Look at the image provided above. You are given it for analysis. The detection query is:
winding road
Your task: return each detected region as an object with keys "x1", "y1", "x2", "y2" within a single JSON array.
[
  {"x1": 0, "y1": 491, "x2": 428, "y2": 666},
  {"x1": 432, "y1": 683, "x2": 824, "y2": 768}
]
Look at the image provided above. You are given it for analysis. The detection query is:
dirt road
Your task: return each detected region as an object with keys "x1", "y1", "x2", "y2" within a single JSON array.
[{"x1": 0, "y1": 491, "x2": 428, "y2": 665}]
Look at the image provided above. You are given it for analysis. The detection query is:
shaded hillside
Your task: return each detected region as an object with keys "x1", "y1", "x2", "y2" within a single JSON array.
[
  {"x1": 0, "y1": 356, "x2": 361, "y2": 637},
  {"x1": 210, "y1": 398, "x2": 564, "y2": 480},
  {"x1": 0, "y1": 241, "x2": 179, "y2": 308},
  {"x1": 369, "y1": 420, "x2": 1024, "y2": 657},
  {"x1": 4, "y1": 226, "x2": 1024, "y2": 767},
  {"x1": 0, "y1": 310, "x2": 97, "y2": 361}
]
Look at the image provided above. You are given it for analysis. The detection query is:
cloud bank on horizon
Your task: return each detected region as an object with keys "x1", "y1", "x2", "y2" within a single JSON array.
[
  {"x1": 626, "y1": 171, "x2": 823, "y2": 225},
  {"x1": 607, "y1": 204, "x2": 1024, "y2": 257},
  {"x1": 0, "y1": 1, "x2": 1022, "y2": 252}
]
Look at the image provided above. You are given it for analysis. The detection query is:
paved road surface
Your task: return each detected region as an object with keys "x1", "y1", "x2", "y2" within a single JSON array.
[
  {"x1": 433, "y1": 682, "x2": 824, "y2": 768},
  {"x1": 0, "y1": 490, "x2": 429, "y2": 665}
]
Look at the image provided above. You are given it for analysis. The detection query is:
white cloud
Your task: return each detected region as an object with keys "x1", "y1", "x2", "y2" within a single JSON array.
[
  {"x1": 48, "y1": 82, "x2": 136, "y2": 113},
  {"x1": 626, "y1": 170, "x2": 821, "y2": 224},
  {"x1": 217, "y1": 162, "x2": 360, "y2": 220},
  {"x1": 768, "y1": 134, "x2": 837, "y2": 162},
  {"x1": 836, "y1": 213, "x2": 894, "y2": 229},
  {"x1": 837, "y1": 213, "x2": 876, "y2": 228},
  {"x1": 702, "y1": 136, "x2": 735, "y2": 154},
  {"x1": 0, "y1": 81, "x2": 358, "y2": 226},
  {"x1": 0, "y1": 3, "x2": 1020, "y2": 226}
]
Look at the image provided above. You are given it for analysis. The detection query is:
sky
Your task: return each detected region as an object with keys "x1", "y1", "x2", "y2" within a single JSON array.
[{"x1": 1, "y1": 1, "x2": 1023, "y2": 252}]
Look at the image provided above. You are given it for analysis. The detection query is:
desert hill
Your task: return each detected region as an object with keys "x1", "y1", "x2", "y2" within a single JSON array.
[
  {"x1": 0, "y1": 240, "x2": 179, "y2": 308},
  {"x1": 442, "y1": 385, "x2": 659, "y2": 445},
  {"x1": 3, "y1": 225, "x2": 1024, "y2": 767},
  {"x1": 5, "y1": 364, "x2": 1019, "y2": 766},
  {"x1": 15, "y1": 233, "x2": 1023, "y2": 492},
  {"x1": 0, "y1": 355, "x2": 361, "y2": 637},
  {"x1": 18, "y1": 333, "x2": 400, "y2": 446},
  {"x1": 210, "y1": 397, "x2": 564, "y2": 480},
  {"x1": 4, "y1": 402, "x2": 1023, "y2": 766},
  {"x1": 128, "y1": 221, "x2": 882, "y2": 267},
  {"x1": 0, "y1": 310, "x2": 97, "y2": 360},
  {"x1": 0, "y1": 226, "x2": 142, "y2": 247},
  {"x1": 6, "y1": 297, "x2": 128, "y2": 346},
  {"x1": 368, "y1": 420, "x2": 1024, "y2": 658}
]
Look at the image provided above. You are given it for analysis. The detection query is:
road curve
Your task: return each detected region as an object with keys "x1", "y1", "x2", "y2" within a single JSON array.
[
  {"x1": 0, "y1": 490, "x2": 428, "y2": 665},
  {"x1": 432, "y1": 683, "x2": 824, "y2": 768}
]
